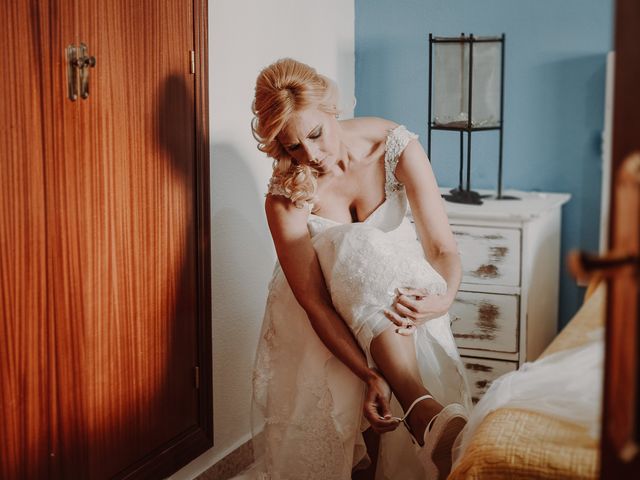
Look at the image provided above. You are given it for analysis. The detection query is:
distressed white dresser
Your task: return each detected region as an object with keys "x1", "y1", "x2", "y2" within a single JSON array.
[{"x1": 431, "y1": 189, "x2": 570, "y2": 403}]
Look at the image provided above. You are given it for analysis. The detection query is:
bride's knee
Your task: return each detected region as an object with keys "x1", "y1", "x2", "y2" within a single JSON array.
[{"x1": 370, "y1": 326, "x2": 416, "y2": 365}]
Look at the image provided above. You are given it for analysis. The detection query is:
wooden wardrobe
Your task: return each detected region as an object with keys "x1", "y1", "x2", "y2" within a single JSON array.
[{"x1": 0, "y1": 1, "x2": 212, "y2": 478}]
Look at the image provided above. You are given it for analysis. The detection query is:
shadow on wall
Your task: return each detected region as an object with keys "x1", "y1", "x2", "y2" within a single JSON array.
[
  {"x1": 210, "y1": 142, "x2": 273, "y2": 438},
  {"x1": 355, "y1": 41, "x2": 398, "y2": 117},
  {"x1": 537, "y1": 54, "x2": 606, "y2": 328},
  {"x1": 542, "y1": 55, "x2": 605, "y2": 247}
]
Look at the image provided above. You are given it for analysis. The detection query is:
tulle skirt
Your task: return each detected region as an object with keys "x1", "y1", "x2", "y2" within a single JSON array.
[{"x1": 241, "y1": 259, "x2": 471, "y2": 480}]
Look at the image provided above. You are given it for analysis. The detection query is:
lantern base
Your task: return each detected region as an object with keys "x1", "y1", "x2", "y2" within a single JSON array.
[
  {"x1": 494, "y1": 193, "x2": 521, "y2": 200},
  {"x1": 443, "y1": 188, "x2": 484, "y2": 205}
]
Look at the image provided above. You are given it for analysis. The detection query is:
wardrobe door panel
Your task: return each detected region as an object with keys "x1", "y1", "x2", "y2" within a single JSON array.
[
  {"x1": 46, "y1": 1, "x2": 209, "y2": 477},
  {"x1": 0, "y1": 2, "x2": 53, "y2": 478},
  {"x1": 41, "y1": 1, "x2": 98, "y2": 478}
]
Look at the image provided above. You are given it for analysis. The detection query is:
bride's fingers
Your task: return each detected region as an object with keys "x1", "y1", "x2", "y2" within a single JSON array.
[
  {"x1": 384, "y1": 309, "x2": 415, "y2": 327},
  {"x1": 397, "y1": 286, "x2": 428, "y2": 298},
  {"x1": 364, "y1": 403, "x2": 400, "y2": 432},
  {"x1": 393, "y1": 302, "x2": 421, "y2": 319},
  {"x1": 396, "y1": 295, "x2": 432, "y2": 319},
  {"x1": 375, "y1": 423, "x2": 400, "y2": 433},
  {"x1": 395, "y1": 326, "x2": 415, "y2": 336},
  {"x1": 383, "y1": 310, "x2": 416, "y2": 335}
]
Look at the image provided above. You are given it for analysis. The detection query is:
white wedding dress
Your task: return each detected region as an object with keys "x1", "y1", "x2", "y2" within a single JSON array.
[{"x1": 243, "y1": 126, "x2": 471, "y2": 480}]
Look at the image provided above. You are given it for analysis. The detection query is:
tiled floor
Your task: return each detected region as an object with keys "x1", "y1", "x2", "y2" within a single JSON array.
[{"x1": 196, "y1": 439, "x2": 254, "y2": 480}]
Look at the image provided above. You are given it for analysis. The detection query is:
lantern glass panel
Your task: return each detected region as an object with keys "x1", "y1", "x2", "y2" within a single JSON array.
[{"x1": 433, "y1": 38, "x2": 502, "y2": 128}]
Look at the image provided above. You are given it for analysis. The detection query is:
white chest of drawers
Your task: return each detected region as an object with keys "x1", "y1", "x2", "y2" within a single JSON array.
[{"x1": 440, "y1": 189, "x2": 570, "y2": 403}]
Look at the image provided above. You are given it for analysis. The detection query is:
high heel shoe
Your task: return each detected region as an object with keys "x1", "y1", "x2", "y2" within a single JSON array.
[
  {"x1": 421, "y1": 402, "x2": 467, "y2": 479},
  {"x1": 395, "y1": 395, "x2": 468, "y2": 479},
  {"x1": 394, "y1": 393, "x2": 435, "y2": 442}
]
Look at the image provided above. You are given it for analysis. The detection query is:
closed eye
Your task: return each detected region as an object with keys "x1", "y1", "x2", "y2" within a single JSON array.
[
  {"x1": 284, "y1": 126, "x2": 322, "y2": 152},
  {"x1": 309, "y1": 127, "x2": 322, "y2": 139}
]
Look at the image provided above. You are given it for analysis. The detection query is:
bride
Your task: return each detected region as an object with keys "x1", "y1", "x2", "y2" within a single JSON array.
[{"x1": 247, "y1": 58, "x2": 471, "y2": 480}]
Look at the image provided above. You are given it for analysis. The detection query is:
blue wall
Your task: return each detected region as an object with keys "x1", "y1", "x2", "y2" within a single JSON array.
[{"x1": 355, "y1": 0, "x2": 613, "y2": 328}]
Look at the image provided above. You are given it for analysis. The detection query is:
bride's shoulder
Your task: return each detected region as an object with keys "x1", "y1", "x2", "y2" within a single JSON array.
[
  {"x1": 340, "y1": 116, "x2": 399, "y2": 143},
  {"x1": 265, "y1": 193, "x2": 308, "y2": 225}
]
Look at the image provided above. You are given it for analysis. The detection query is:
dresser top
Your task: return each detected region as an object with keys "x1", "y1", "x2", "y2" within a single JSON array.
[{"x1": 438, "y1": 188, "x2": 571, "y2": 222}]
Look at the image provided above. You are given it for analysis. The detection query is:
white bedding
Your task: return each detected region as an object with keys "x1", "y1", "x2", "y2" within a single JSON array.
[{"x1": 452, "y1": 328, "x2": 604, "y2": 466}]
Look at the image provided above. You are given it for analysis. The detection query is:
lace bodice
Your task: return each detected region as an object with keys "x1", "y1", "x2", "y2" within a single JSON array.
[
  {"x1": 304, "y1": 125, "x2": 418, "y2": 237},
  {"x1": 267, "y1": 125, "x2": 418, "y2": 235}
]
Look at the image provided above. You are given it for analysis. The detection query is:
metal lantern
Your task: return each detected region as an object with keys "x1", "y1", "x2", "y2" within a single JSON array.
[{"x1": 428, "y1": 33, "x2": 517, "y2": 204}]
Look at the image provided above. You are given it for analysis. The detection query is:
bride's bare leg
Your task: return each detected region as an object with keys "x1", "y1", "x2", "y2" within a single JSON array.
[{"x1": 370, "y1": 327, "x2": 442, "y2": 445}]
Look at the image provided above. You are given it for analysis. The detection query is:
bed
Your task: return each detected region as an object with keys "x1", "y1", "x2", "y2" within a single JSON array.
[{"x1": 448, "y1": 280, "x2": 605, "y2": 480}]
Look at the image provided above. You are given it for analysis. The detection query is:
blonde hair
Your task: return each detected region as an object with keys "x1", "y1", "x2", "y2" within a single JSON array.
[{"x1": 252, "y1": 58, "x2": 339, "y2": 207}]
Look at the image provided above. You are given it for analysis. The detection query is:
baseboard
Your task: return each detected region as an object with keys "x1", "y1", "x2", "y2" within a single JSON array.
[{"x1": 195, "y1": 436, "x2": 256, "y2": 480}]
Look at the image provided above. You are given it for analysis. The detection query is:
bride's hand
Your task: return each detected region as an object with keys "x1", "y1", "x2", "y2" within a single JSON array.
[
  {"x1": 384, "y1": 287, "x2": 453, "y2": 334},
  {"x1": 363, "y1": 373, "x2": 400, "y2": 434}
]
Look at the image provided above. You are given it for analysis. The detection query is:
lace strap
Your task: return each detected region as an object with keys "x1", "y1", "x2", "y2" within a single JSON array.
[
  {"x1": 267, "y1": 175, "x2": 290, "y2": 198},
  {"x1": 266, "y1": 176, "x2": 314, "y2": 212},
  {"x1": 384, "y1": 125, "x2": 418, "y2": 196}
]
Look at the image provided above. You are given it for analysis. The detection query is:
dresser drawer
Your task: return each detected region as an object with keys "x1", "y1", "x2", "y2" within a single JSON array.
[
  {"x1": 462, "y1": 357, "x2": 518, "y2": 404},
  {"x1": 451, "y1": 291, "x2": 519, "y2": 353},
  {"x1": 452, "y1": 225, "x2": 521, "y2": 287}
]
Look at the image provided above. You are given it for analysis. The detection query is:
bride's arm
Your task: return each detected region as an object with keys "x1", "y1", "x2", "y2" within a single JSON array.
[
  {"x1": 265, "y1": 194, "x2": 399, "y2": 433},
  {"x1": 392, "y1": 139, "x2": 462, "y2": 322}
]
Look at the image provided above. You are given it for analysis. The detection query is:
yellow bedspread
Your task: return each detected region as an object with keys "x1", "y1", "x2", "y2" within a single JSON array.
[{"x1": 448, "y1": 282, "x2": 605, "y2": 480}]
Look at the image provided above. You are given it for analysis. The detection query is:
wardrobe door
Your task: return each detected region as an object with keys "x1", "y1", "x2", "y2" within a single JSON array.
[
  {"x1": 0, "y1": 2, "x2": 53, "y2": 478},
  {"x1": 46, "y1": 0, "x2": 212, "y2": 478}
]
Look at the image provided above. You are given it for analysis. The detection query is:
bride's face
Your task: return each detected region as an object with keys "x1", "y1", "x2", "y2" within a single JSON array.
[{"x1": 277, "y1": 106, "x2": 341, "y2": 173}]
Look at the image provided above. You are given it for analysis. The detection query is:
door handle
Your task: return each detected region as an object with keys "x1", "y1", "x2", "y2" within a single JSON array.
[
  {"x1": 66, "y1": 43, "x2": 96, "y2": 101},
  {"x1": 569, "y1": 250, "x2": 638, "y2": 285}
]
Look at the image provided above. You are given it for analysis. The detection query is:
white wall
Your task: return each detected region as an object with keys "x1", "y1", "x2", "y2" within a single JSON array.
[{"x1": 170, "y1": 1, "x2": 354, "y2": 478}]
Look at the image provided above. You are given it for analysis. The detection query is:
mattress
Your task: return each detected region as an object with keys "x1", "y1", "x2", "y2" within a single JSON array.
[{"x1": 448, "y1": 282, "x2": 605, "y2": 479}]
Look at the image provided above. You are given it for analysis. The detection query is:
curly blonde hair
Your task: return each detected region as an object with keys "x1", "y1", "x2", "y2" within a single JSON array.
[{"x1": 252, "y1": 58, "x2": 340, "y2": 208}]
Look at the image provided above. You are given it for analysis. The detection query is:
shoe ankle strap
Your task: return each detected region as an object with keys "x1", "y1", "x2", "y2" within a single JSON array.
[{"x1": 399, "y1": 394, "x2": 434, "y2": 422}]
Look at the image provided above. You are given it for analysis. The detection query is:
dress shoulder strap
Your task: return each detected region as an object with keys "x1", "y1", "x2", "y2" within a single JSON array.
[
  {"x1": 384, "y1": 125, "x2": 418, "y2": 196},
  {"x1": 267, "y1": 175, "x2": 290, "y2": 199},
  {"x1": 266, "y1": 176, "x2": 314, "y2": 212}
]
